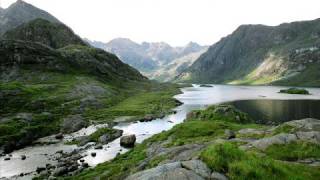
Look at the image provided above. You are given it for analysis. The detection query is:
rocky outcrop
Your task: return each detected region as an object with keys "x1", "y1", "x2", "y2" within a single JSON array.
[
  {"x1": 126, "y1": 160, "x2": 226, "y2": 180},
  {"x1": 242, "y1": 118, "x2": 320, "y2": 150},
  {"x1": 61, "y1": 115, "x2": 88, "y2": 133}
]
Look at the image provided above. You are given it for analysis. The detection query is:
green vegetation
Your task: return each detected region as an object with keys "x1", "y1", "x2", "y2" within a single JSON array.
[
  {"x1": 85, "y1": 83, "x2": 181, "y2": 122},
  {"x1": 201, "y1": 142, "x2": 320, "y2": 180},
  {"x1": 264, "y1": 141, "x2": 320, "y2": 161},
  {"x1": 279, "y1": 88, "x2": 310, "y2": 95}
]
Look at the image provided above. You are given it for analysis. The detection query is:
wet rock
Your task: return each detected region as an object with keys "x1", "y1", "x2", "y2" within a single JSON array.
[
  {"x1": 211, "y1": 172, "x2": 228, "y2": 180},
  {"x1": 181, "y1": 160, "x2": 211, "y2": 179},
  {"x1": 120, "y1": 135, "x2": 136, "y2": 147},
  {"x1": 74, "y1": 136, "x2": 90, "y2": 146},
  {"x1": 19, "y1": 173, "x2": 24, "y2": 177},
  {"x1": 98, "y1": 129, "x2": 123, "y2": 144},
  {"x1": 56, "y1": 150, "x2": 63, "y2": 154},
  {"x1": 94, "y1": 144, "x2": 103, "y2": 149},
  {"x1": 21, "y1": 155, "x2": 26, "y2": 160},
  {"x1": 4, "y1": 157, "x2": 10, "y2": 161},
  {"x1": 36, "y1": 167, "x2": 46, "y2": 174},
  {"x1": 82, "y1": 162, "x2": 89, "y2": 168},
  {"x1": 80, "y1": 159, "x2": 85, "y2": 163},
  {"x1": 55, "y1": 133, "x2": 64, "y2": 140},
  {"x1": 140, "y1": 115, "x2": 154, "y2": 122},
  {"x1": 53, "y1": 167, "x2": 68, "y2": 176},
  {"x1": 91, "y1": 152, "x2": 96, "y2": 157},
  {"x1": 61, "y1": 114, "x2": 88, "y2": 133},
  {"x1": 225, "y1": 129, "x2": 236, "y2": 139},
  {"x1": 174, "y1": 99, "x2": 183, "y2": 106}
]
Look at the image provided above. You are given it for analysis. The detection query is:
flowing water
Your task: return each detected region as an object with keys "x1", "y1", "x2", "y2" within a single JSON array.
[{"x1": 1, "y1": 84, "x2": 320, "y2": 178}]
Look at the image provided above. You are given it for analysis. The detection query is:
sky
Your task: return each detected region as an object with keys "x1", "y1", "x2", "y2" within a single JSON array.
[{"x1": 1, "y1": 0, "x2": 320, "y2": 46}]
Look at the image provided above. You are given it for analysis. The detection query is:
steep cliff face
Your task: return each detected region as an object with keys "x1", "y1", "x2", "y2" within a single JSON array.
[
  {"x1": 177, "y1": 18, "x2": 320, "y2": 86},
  {"x1": 0, "y1": 0, "x2": 60, "y2": 35}
]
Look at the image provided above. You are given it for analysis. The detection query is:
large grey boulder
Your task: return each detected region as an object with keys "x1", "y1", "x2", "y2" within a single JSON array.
[
  {"x1": 296, "y1": 131, "x2": 320, "y2": 144},
  {"x1": 283, "y1": 118, "x2": 320, "y2": 131},
  {"x1": 61, "y1": 114, "x2": 88, "y2": 133},
  {"x1": 181, "y1": 160, "x2": 211, "y2": 179},
  {"x1": 120, "y1": 135, "x2": 136, "y2": 147},
  {"x1": 99, "y1": 129, "x2": 123, "y2": 144},
  {"x1": 251, "y1": 133, "x2": 297, "y2": 150},
  {"x1": 125, "y1": 162, "x2": 204, "y2": 180}
]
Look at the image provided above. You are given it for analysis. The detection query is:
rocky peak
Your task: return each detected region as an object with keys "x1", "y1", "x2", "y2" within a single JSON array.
[{"x1": 3, "y1": 18, "x2": 86, "y2": 49}]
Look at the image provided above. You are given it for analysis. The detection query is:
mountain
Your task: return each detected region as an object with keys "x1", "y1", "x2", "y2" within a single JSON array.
[
  {"x1": 176, "y1": 18, "x2": 320, "y2": 87},
  {"x1": 0, "y1": 0, "x2": 60, "y2": 35},
  {"x1": 3, "y1": 18, "x2": 86, "y2": 48},
  {"x1": 86, "y1": 38, "x2": 208, "y2": 80},
  {"x1": 147, "y1": 48, "x2": 208, "y2": 82},
  {"x1": 0, "y1": 17, "x2": 146, "y2": 152}
]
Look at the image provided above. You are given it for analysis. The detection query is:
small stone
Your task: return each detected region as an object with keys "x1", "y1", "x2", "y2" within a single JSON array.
[
  {"x1": 21, "y1": 155, "x2": 26, "y2": 160},
  {"x1": 36, "y1": 167, "x2": 46, "y2": 174},
  {"x1": 94, "y1": 144, "x2": 103, "y2": 149},
  {"x1": 4, "y1": 157, "x2": 10, "y2": 161},
  {"x1": 55, "y1": 133, "x2": 64, "y2": 140},
  {"x1": 225, "y1": 129, "x2": 236, "y2": 139},
  {"x1": 91, "y1": 152, "x2": 96, "y2": 157},
  {"x1": 80, "y1": 159, "x2": 85, "y2": 163}
]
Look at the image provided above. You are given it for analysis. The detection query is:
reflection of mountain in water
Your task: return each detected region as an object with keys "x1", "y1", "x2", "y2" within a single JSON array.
[{"x1": 230, "y1": 100, "x2": 320, "y2": 124}]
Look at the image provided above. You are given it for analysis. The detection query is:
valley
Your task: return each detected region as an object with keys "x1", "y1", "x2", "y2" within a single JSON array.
[{"x1": 0, "y1": 0, "x2": 320, "y2": 180}]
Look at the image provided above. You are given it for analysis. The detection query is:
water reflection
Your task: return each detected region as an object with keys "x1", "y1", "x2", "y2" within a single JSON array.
[{"x1": 230, "y1": 100, "x2": 320, "y2": 124}]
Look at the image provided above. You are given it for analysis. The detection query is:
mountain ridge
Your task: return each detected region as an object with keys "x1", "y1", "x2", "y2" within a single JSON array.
[{"x1": 176, "y1": 18, "x2": 320, "y2": 87}]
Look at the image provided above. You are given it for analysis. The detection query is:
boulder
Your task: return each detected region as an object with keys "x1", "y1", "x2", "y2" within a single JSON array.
[
  {"x1": 125, "y1": 162, "x2": 204, "y2": 180},
  {"x1": 296, "y1": 131, "x2": 320, "y2": 144},
  {"x1": 36, "y1": 167, "x2": 46, "y2": 174},
  {"x1": 21, "y1": 155, "x2": 26, "y2": 160},
  {"x1": 120, "y1": 135, "x2": 136, "y2": 147},
  {"x1": 53, "y1": 166, "x2": 68, "y2": 176},
  {"x1": 283, "y1": 118, "x2": 320, "y2": 131},
  {"x1": 251, "y1": 133, "x2": 297, "y2": 150},
  {"x1": 98, "y1": 129, "x2": 123, "y2": 144},
  {"x1": 181, "y1": 160, "x2": 211, "y2": 179},
  {"x1": 94, "y1": 144, "x2": 103, "y2": 149}
]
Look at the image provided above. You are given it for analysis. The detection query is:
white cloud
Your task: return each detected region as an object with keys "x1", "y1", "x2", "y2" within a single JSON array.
[{"x1": 1, "y1": 0, "x2": 320, "y2": 46}]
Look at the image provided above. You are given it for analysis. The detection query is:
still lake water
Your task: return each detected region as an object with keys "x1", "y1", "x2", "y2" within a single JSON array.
[{"x1": 1, "y1": 84, "x2": 320, "y2": 178}]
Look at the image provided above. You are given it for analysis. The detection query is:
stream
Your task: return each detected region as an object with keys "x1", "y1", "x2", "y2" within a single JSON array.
[{"x1": 1, "y1": 84, "x2": 320, "y2": 179}]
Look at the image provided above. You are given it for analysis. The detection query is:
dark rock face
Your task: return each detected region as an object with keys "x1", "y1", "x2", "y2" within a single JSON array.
[
  {"x1": 120, "y1": 134, "x2": 136, "y2": 147},
  {"x1": 3, "y1": 19, "x2": 86, "y2": 49},
  {"x1": 177, "y1": 18, "x2": 320, "y2": 86}
]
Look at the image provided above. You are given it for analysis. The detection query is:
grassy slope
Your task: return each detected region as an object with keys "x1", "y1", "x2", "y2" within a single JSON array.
[
  {"x1": 0, "y1": 68, "x2": 181, "y2": 150},
  {"x1": 72, "y1": 105, "x2": 320, "y2": 180}
]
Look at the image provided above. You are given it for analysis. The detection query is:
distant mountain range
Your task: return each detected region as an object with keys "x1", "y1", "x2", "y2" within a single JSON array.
[
  {"x1": 86, "y1": 38, "x2": 208, "y2": 81},
  {"x1": 176, "y1": 19, "x2": 320, "y2": 87}
]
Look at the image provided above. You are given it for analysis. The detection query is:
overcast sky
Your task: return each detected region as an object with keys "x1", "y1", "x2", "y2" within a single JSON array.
[{"x1": 1, "y1": 0, "x2": 320, "y2": 46}]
